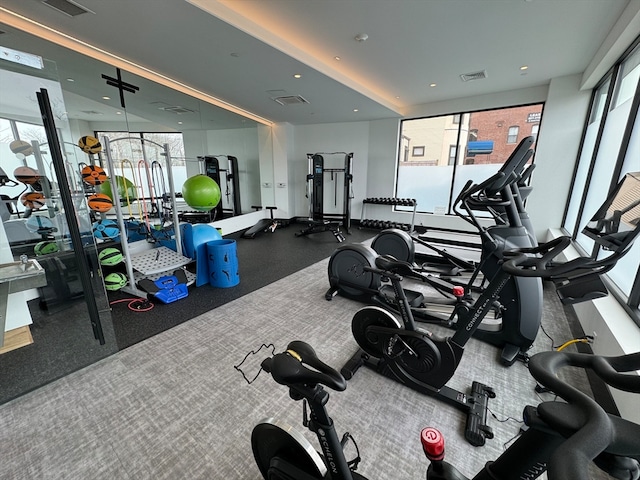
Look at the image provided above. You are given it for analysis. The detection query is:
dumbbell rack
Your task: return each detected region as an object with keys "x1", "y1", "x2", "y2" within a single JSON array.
[{"x1": 359, "y1": 197, "x2": 417, "y2": 232}]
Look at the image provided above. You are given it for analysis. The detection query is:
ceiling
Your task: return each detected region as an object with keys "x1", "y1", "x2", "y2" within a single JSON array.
[{"x1": 0, "y1": 0, "x2": 635, "y2": 128}]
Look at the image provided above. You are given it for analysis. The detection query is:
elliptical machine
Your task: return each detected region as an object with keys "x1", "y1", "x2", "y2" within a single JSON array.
[
  {"x1": 359, "y1": 137, "x2": 542, "y2": 365},
  {"x1": 380, "y1": 136, "x2": 537, "y2": 278},
  {"x1": 327, "y1": 234, "x2": 543, "y2": 367}
]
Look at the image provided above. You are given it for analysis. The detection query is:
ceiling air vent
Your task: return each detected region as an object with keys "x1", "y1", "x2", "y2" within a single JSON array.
[
  {"x1": 42, "y1": 0, "x2": 93, "y2": 17},
  {"x1": 272, "y1": 95, "x2": 309, "y2": 106},
  {"x1": 158, "y1": 106, "x2": 197, "y2": 114},
  {"x1": 460, "y1": 70, "x2": 488, "y2": 82}
]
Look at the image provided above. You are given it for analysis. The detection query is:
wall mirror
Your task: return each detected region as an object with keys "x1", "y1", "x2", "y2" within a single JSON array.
[
  {"x1": 0, "y1": 24, "x2": 275, "y2": 403},
  {"x1": 0, "y1": 24, "x2": 272, "y2": 222}
]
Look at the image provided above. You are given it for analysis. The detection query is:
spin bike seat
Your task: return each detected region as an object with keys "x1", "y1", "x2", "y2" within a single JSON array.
[{"x1": 262, "y1": 341, "x2": 347, "y2": 391}]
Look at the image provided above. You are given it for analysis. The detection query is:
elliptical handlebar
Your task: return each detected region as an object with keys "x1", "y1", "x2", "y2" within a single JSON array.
[
  {"x1": 500, "y1": 236, "x2": 580, "y2": 278},
  {"x1": 261, "y1": 340, "x2": 347, "y2": 392},
  {"x1": 372, "y1": 254, "x2": 416, "y2": 278},
  {"x1": 528, "y1": 350, "x2": 640, "y2": 480},
  {"x1": 500, "y1": 234, "x2": 627, "y2": 279}
]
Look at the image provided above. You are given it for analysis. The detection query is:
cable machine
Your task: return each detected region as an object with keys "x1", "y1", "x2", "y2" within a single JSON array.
[
  {"x1": 202, "y1": 155, "x2": 241, "y2": 218},
  {"x1": 296, "y1": 152, "x2": 353, "y2": 242}
]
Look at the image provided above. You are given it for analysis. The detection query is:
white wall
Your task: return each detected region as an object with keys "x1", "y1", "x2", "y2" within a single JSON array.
[
  {"x1": 291, "y1": 122, "x2": 370, "y2": 219},
  {"x1": 526, "y1": 74, "x2": 592, "y2": 240},
  {"x1": 273, "y1": 122, "x2": 293, "y2": 214}
]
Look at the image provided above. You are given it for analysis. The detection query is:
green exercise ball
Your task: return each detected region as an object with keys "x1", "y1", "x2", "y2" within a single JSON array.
[
  {"x1": 98, "y1": 175, "x2": 137, "y2": 202},
  {"x1": 182, "y1": 174, "x2": 221, "y2": 212}
]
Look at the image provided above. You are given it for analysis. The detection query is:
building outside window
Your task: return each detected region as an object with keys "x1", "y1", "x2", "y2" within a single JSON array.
[{"x1": 396, "y1": 103, "x2": 543, "y2": 214}]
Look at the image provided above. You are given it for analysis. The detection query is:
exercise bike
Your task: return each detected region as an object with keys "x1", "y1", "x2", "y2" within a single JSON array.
[
  {"x1": 250, "y1": 341, "x2": 639, "y2": 480},
  {"x1": 423, "y1": 349, "x2": 640, "y2": 480},
  {"x1": 251, "y1": 341, "x2": 368, "y2": 479}
]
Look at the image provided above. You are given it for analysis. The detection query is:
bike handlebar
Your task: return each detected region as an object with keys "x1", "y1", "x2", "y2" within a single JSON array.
[
  {"x1": 528, "y1": 350, "x2": 640, "y2": 480},
  {"x1": 262, "y1": 340, "x2": 347, "y2": 392}
]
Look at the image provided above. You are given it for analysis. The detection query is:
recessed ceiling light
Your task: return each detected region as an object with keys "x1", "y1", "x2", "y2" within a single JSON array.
[
  {"x1": 520, "y1": 65, "x2": 528, "y2": 71},
  {"x1": 293, "y1": 74, "x2": 302, "y2": 79},
  {"x1": 66, "y1": 78, "x2": 74, "y2": 82},
  {"x1": 116, "y1": 111, "x2": 122, "y2": 115},
  {"x1": 334, "y1": 56, "x2": 341, "y2": 61},
  {"x1": 395, "y1": 96, "x2": 400, "y2": 99},
  {"x1": 102, "y1": 96, "x2": 110, "y2": 100},
  {"x1": 178, "y1": 121, "x2": 183, "y2": 125},
  {"x1": 353, "y1": 108, "x2": 359, "y2": 112},
  {"x1": 429, "y1": 83, "x2": 437, "y2": 87}
]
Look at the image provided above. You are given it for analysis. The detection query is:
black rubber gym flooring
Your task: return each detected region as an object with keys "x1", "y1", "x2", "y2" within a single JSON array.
[{"x1": 109, "y1": 223, "x2": 375, "y2": 349}]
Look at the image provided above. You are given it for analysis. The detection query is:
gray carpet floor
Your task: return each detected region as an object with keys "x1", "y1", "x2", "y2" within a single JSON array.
[{"x1": 0, "y1": 252, "x2": 613, "y2": 479}]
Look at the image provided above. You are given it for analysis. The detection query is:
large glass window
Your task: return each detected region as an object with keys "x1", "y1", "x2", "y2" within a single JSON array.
[
  {"x1": 575, "y1": 46, "x2": 639, "y2": 252},
  {"x1": 563, "y1": 39, "x2": 640, "y2": 320},
  {"x1": 563, "y1": 77, "x2": 611, "y2": 236},
  {"x1": 395, "y1": 104, "x2": 543, "y2": 215}
]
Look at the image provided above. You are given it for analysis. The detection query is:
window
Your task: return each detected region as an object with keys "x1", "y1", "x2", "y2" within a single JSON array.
[
  {"x1": 531, "y1": 124, "x2": 539, "y2": 140},
  {"x1": 589, "y1": 77, "x2": 611, "y2": 125},
  {"x1": 448, "y1": 145, "x2": 457, "y2": 165},
  {"x1": 412, "y1": 146, "x2": 425, "y2": 157},
  {"x1": 507, "y1": 126, "x2": 519, "y2": 143},
  {"x1": 396, "y1": 103, "x2": 543, "y2": 214},
  {"x1": 612, "y1": 43, "x2": 640, "y2": 109},
  {"x1": 563, "y1": 38, "x2": 640, "y2": 323},
  {"x1": 453, "y1": 114, "x2": 461, "y2": 124},
  {"x1": 564, "y1": 76, "x2": 612, "y2": 236}
]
